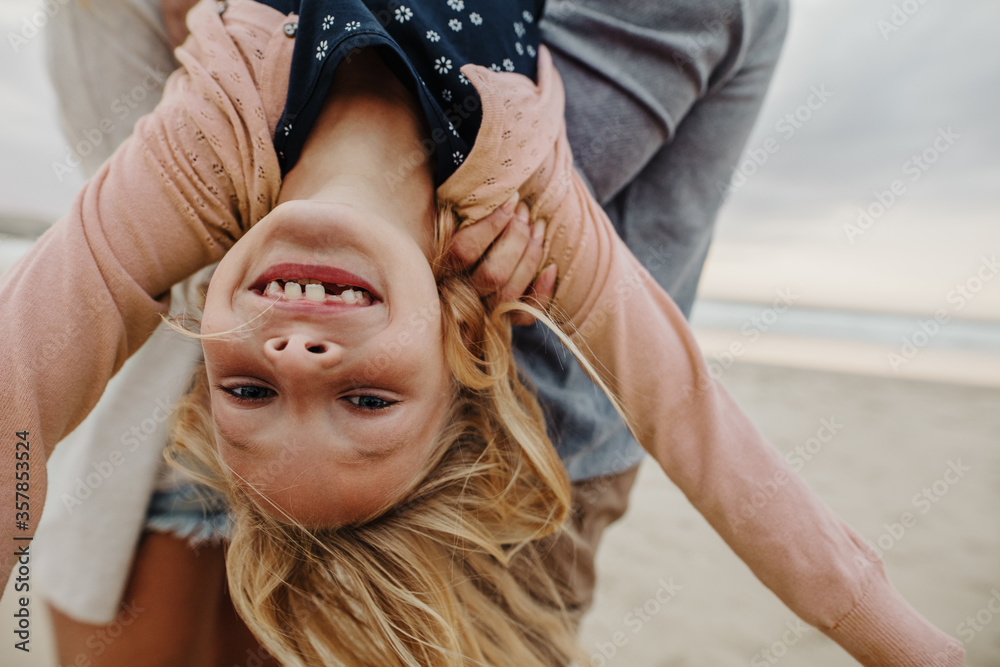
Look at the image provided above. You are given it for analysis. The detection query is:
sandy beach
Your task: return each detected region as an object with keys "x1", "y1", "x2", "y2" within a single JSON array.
[{"x1": 576, "y1": 362, "x2": 1000, "y2": 667}]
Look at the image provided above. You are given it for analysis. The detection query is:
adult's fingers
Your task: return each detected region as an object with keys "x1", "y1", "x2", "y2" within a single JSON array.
[
  {"x1": 469, "y1": 201, "x2": 532, "y2": 296},
  {"x1": 491, "y1": 218, "x2": 545, "y2": 305},
  {"x1": 528, "y1": 263, "x2": 557, "y2": 313},
  {"x1": 509, "y1": 263, "x2": 556, "y2": 327},
  {"x1": 448, "y1": 193, "x2": 519, "y2": 269}
]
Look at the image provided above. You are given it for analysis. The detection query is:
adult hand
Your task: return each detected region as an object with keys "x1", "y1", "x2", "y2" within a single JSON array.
[
  {"x1": 163, "y1": 0, "x2": 199, "y2": 50},
  {"x1": 448, "y1": 194, "x2": 556, "y2": 326}
]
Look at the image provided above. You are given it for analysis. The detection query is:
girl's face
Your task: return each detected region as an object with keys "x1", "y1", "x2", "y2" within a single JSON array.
[{"x1": 200, "y1": 198, "x2": 453, "y2": 526}]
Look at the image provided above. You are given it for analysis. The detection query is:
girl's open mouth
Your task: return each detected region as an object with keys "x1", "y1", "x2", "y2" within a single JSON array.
[{"x1": 248, "y1": 263, "x2": 383, "y2": 307}]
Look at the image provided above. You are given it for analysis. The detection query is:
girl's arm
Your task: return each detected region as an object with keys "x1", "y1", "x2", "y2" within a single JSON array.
[
  {"x1": 0, "y1": 0, "x2": 291, "y2": 581},
  {"x1": 439, "y1": 47, "x2": 964, "y2": 666}
]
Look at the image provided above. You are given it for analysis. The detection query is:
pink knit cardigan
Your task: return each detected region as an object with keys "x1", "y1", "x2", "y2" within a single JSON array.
[{"x1": 0, "y1": 0, "x2": 963, "y2": 663}]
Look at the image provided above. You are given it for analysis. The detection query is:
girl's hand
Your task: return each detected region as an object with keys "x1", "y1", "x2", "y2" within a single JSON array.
[{"x1": 448, "y1": 194, "x2": 556, "y2": 326}]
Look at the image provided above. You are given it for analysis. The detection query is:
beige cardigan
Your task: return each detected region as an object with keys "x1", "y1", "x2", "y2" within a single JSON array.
[{"x1": 0, "y1": 0, "x2": 962, "y2": 663}]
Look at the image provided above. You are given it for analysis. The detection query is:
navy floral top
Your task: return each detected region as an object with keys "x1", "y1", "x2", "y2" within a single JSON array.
[{"x1": 255, "y1": 0, "x2": 544, "y2": 185}]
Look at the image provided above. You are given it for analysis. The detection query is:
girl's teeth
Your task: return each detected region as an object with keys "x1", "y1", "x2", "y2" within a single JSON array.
[
  {"x1": 304, "y1": 283, "x2": 326, "y2": 301},
  {"x1": 262, "y1": 279, "x2": 372, "y2": 305}
]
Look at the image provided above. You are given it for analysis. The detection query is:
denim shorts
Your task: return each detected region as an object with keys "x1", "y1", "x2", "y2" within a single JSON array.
[{"x1": 144, "y1": 480, "x2": 234, "y2": 546}]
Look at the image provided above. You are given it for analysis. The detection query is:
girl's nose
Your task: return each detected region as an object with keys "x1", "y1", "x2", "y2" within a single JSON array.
[{"x1": 264, "y1": 333, "x2": 343, "y2": 371}]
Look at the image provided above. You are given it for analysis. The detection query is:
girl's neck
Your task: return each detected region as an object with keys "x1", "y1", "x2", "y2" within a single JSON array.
[{"x1": 277, "y1": 48, "x2": 437, "y2": 256}]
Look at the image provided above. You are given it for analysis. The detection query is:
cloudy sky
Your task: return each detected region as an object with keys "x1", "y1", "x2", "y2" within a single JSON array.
[
  {"x1": 716, "y1": 0, "x2": 999, "y2": 232},
  {"x1": 1, "y1": 0, "x2": 997, "y2": 315}
]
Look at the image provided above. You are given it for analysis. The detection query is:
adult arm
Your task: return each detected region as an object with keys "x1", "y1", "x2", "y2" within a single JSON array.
[
  {"x1": 439, "y1": 48, "x2": 964, "y2": 666},
  {"x1": 0, "y1": 0, "x2": 290, "y2": 583}
]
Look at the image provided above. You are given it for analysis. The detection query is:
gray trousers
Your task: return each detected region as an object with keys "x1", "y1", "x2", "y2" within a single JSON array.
[
  {"x1": 526, "y1": 0, "x2": 790, "y2": 479},
  {"x1": 37, "y1": 0, "x2": 788, "y2": 624}
]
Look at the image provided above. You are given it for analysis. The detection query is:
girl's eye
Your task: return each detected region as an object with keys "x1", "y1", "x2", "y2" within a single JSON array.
[
  {"x1": 347, "y1": 395, "x2": 397, "y2": 411},
  {"x1": 217, "y1": 384, "x2": 275, "y2": 404}
]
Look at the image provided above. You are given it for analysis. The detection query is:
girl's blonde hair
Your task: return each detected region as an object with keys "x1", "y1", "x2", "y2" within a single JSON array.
[{"x1": 165, "y1": 203, "x2": 623, "y2": 666}]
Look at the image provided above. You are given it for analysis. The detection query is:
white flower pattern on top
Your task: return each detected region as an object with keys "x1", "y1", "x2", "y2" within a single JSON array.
[
  {"x1": 434, "y1": 56, "x2": 453, "y2": 74},
  {"x1": 275, "y1": 0, "x2": 542, "y2": 182}
]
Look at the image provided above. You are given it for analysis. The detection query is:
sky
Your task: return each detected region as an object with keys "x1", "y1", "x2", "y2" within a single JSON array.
[
  {"x1": 714, "y1": 0, "x2": 999, "y2": 233},
  {"x1": 697, "y1": 0, "x2": 1000, "y2": 320},
  {"x1": 0, "y1": 0, "x2": 86, "y2": 226}
]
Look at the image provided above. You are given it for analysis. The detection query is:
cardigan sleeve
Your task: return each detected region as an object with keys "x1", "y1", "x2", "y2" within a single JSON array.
[
  {"x1": 0, "y1": 0, "x2": 290, "y2": 580},
  {"x1": 546, "y1": 173, "x2": 965, "y2": 665},
  {"x1": 438, "y1": 47, "x2": 964, "y2": 666}
]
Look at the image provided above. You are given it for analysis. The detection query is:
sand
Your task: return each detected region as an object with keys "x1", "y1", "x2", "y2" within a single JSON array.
[{"x1": 576, "y1": 362, "x2": 1000, "y2": 666}]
